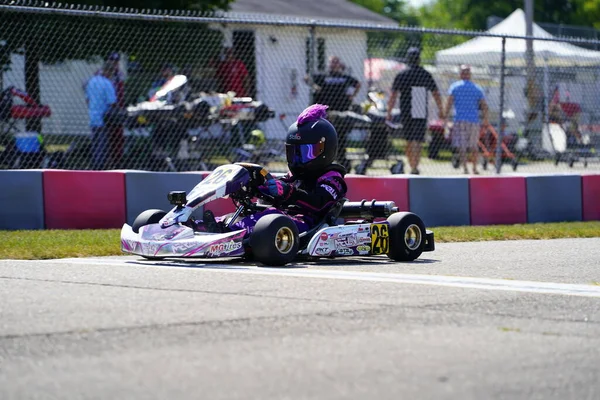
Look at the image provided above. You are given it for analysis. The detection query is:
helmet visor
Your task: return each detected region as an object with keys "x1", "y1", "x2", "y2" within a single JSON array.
[{"x1": 286, "y1": 142, "x2": 325, "y2": 165}]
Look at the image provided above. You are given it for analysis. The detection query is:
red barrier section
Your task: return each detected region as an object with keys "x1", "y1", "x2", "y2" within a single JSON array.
[
  {"x1": 345, "y1": 175, "x2": 409, "y2": 211},
  {"x1": 582, "y1": 174, "x2": 600, "y2": 221},
  {"x1": 469, "y1": 176, "x2": 527, "y2": 225},
  {"x1": 44, "y1": 170, "x2": 126, "y2": 229}
]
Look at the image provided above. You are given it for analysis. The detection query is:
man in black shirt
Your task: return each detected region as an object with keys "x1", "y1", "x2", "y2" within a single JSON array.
[
  {"x1": 308, "y1": 56, "x2": 361, "y2": 169},
  {"x1": 386, "y1": 47, "x2": 444, "y2": 175}
]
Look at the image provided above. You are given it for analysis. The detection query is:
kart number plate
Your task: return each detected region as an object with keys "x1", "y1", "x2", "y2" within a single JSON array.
[{"x1": 371, "y1": 223, "x2": 389, "y2": 255}]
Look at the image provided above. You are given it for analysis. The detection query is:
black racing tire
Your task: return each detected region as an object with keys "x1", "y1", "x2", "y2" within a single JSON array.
[
  {"x1": 387, "y1": 212, "x2": 426, "y2": 262},
  {"x1": 132, "y1": 209, "x2": 167, "y2": 233},
  {"x1": 250, "y1": 214, "x2": 299, "y2": 266}
]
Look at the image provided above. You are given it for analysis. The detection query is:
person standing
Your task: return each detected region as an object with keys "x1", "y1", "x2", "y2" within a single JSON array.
[
  {"x1": 85, "y1": 63, "x2": 117, "y2": 170},
  {"x1": 84, "y1": 52, "x2": 125, "y2": 169},
  {"x1": 216, "y1": 47, "x2": 249, "y2": 97},
  {"x1": 104, "y1": 52, "x2": 125, "y2": 169},
  {"x1": 444, "y1": 64, "x2": 488, "y2": 175},
  {"x1": 307, "y1": 55, "x2": 361, "y2": 170},
  {"x1": 387, "y1": 47, "x2": 444, "y2": 175}
]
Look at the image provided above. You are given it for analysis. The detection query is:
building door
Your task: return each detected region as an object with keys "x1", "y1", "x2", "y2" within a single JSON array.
[{"x1": 232, "y1": 30, "x2": 256, "y2": 98}]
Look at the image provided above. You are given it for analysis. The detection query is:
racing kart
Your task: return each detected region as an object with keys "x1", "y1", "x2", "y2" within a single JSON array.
[{"x1": 121, "y1": 163, "x2": 435, "y2": 266}]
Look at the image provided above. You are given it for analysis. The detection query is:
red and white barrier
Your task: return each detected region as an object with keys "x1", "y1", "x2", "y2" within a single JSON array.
[{"x1": 0, "y1": 170, "x2": 598, "y2": 230}]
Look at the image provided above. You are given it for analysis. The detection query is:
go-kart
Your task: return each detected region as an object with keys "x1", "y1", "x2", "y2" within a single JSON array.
[{"x1": 121, "y1": 163, "x2": 435, "y2": 266}]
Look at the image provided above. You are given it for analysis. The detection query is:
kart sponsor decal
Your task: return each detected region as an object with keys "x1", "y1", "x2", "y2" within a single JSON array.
[
  {"x1": 335, "y1": 232, "x2": 358, "y2": 248},
  {"x1": 359, "y1": 236, "x2": 371, "y2": 243},
  {"x1": 336, "y1": 248, "x2": 354, "y2": 256},
  {"x1": 314, "y1": 247, "x2": 332, "y2": 256},
  {"x1": 320, "y1": 232, "x2": 329, "y2": 241},
  {"x1": 201, "y1": 166, "x2": 236, "y2": 187},
  {"x1": 207, "y1": 240, "x2": 243, "y2": 257},
  {"x1": 356, "y1": 245, "x2": 370, "y2": 253},
  {"x1": 143, "y1": 243, "x2": 162, "y2": 257},
  {"x1": 371, "y1": 223, "x2": 389, "y2": 255},
  {"x1": 163, "y1": 227, "x2": 188, "y2": 240},
  {"x1": 171, "y1": 242, "x2": 203, "y2": 254}
]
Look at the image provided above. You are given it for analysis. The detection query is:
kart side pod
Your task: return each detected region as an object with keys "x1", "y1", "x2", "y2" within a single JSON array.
[{"x1": 339, "y1": 199, "x2": 398, "y2": 220}]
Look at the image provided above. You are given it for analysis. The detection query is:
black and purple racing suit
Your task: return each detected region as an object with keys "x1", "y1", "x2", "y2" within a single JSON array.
[{"x1": 230, "y1": 164, "x2": 348, "y2": 234}]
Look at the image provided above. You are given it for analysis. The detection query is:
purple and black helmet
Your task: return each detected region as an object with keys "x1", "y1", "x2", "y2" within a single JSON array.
[{"x1": 285, "y1": 104, "x2": 338, "y2": 177}]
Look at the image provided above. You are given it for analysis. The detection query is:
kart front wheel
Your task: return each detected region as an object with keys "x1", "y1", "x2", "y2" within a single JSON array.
[
  {"x1": 250, "y1": 214, "x2": 299, "y2": 266},
  {"x1": 387, "y1": 212, "x2": 426, "y2": 262},
  {"x1": 132, "y1": 209, "x2": 167, "y2": 233}
]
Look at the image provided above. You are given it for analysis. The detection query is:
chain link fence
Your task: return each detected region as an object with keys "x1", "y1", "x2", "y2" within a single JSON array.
[{"x1": 1, "y1": 2, "x2": 600, "y2": 176}]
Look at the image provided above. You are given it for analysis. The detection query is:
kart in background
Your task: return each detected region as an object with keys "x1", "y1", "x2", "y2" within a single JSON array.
[
  {"x1": 121, "y1": 163, "x2": 435, "y2": 266},
  {"x1": 124, "y1": 75, "x2": 275, "y2": 171}
]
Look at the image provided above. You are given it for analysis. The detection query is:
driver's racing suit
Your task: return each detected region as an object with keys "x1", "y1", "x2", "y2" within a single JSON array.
[{"x1": 228, "y1": 164, "x2": 348, "y2": 234}]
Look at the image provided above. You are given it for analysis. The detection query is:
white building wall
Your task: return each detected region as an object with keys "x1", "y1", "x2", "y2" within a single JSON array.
[{"x1": 252, "y1": 25, "x2": 368, "y2": 139}]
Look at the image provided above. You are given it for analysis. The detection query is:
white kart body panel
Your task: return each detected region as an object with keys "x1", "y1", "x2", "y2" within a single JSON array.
[
  {"x1": 159, "y1": 164, "x2": 248, "y2": 228},
  {"x1": 306, "y1": 224, "x2": 373, "y2": 257},
  {"x1": 121, "y1": 223, "x2": 247, "y2": 258}
]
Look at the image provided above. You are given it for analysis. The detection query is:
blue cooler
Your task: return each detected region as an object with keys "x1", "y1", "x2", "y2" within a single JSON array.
[{"x1": 14, "y1": 133, "x2": 42, "y2": 153}]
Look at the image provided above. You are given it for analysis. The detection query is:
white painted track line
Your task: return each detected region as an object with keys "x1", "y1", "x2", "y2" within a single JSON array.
[{"x1": 9, "y1": 257, "x2": 600, "y2": 298}]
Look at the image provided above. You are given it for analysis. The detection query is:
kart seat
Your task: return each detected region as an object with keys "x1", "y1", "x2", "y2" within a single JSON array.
[{"x1": 298, "y1": 198, "x2": 347, "y2": 248}]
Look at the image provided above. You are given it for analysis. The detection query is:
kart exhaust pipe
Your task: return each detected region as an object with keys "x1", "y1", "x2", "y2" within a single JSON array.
[{"x1": 340, "y1": 199, "x2": 398, "y2": 219}]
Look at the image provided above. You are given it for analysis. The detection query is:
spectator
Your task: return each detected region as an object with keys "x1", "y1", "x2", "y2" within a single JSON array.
[
  {"x1": 83, "y1": 52, "x2": 125, "y2": 168},
  {"x1": 85, "y1": 62, "x2": 117, "y2": 170},
  {"x1": 306, "y1": 55, "x2": 361, "y2": 170},
  {"x1": 444, "y1": 64, "x2": 488, "y2": 175},
  {"x1": 216, "y1": 47, "x2": 249, "y2": 97},
  {"x1": 387, "y1": 47, "x2": 444, "y2": 175},
  {"x1": 104, "y1": 52, "x2": 125, "y2": 169}
]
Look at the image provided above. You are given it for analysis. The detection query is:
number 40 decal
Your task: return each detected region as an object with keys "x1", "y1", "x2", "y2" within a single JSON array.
[{"x1": 370, "y1": 223, "x2": 389, "y2": 255}]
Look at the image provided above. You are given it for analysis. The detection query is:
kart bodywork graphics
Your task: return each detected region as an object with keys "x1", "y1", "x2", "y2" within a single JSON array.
[{"x1": 121, "y1": 224, "x2": 246, "y2": 259}]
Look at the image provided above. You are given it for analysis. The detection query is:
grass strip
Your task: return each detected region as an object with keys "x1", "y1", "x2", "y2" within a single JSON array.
[{"x1": 1, "y1": 221, "x2": 599, "y2": 260}]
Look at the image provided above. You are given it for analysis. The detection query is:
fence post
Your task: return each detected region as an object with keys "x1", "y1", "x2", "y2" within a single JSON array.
[
  {"x1": 496, "y1": 36, "x2": 506, "y2": 174},
  {"x1": 307, "y1": 23, "x2": 317, "y2": 105}
]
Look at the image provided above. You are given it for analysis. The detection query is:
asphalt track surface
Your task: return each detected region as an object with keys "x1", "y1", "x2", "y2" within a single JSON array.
[{"x1": 1, "y1": 238, "x2": 600, "y2": 400}]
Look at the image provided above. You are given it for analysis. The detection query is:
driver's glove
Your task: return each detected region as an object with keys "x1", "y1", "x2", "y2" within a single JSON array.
[{"x1": 259, "y1": 178, "x2": 293, "y2": 201}]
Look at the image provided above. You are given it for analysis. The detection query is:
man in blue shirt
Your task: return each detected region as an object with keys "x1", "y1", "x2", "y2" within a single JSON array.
[
  {"x1": 85, "y1": 63, "x2": 117, "y2": 170},
  {"x1": 444, "y1": 65, "x2": 488, "y2": 175}
]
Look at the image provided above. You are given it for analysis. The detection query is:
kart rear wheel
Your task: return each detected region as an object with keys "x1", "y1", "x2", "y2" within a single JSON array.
[
  {"x1": 387, "y1": 212, "x2": 426, "y2": 262},
  {"x1": 250, "y1": 214, "x2": 299, "y2": 266},
  {"x1": 132, "y1": 209, "x2": 167, "y2": 233}
]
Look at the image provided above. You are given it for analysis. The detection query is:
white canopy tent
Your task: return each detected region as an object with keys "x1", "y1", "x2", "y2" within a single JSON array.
[{"x1": 435, "y1": 9, "x2": 600, "y2": 67}]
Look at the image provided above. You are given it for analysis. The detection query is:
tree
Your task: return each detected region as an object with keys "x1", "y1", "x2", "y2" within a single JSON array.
[
  {"x1": 351, "y1": 0, "x2": 424, "y2": 61},
  {"x1": 413, "y1": 0, "x2": 589, "y2": 31},
  {"x1": 0, "y1": 0, "x2": 232, "y2": 131}
]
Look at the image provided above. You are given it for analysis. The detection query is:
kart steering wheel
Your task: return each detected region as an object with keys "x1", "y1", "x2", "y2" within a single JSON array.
[{"x1": 235, "y1": 162, "x2": 273, "y2": 184}]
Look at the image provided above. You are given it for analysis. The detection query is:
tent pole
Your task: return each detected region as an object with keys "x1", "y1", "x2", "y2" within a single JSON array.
[{"x1": 496, "y1": 36, "x2": 506, "y2": 174}]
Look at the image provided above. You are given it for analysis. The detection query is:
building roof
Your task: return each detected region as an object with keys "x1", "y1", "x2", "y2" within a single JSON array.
[{"x1": 229, "y1": 0, "x2": 398, "y2": 25}]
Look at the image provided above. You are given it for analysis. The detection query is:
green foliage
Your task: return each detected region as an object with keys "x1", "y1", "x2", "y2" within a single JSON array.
[{"x1": 413, "y1": 0, "x2": 594, "y2": 31}]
